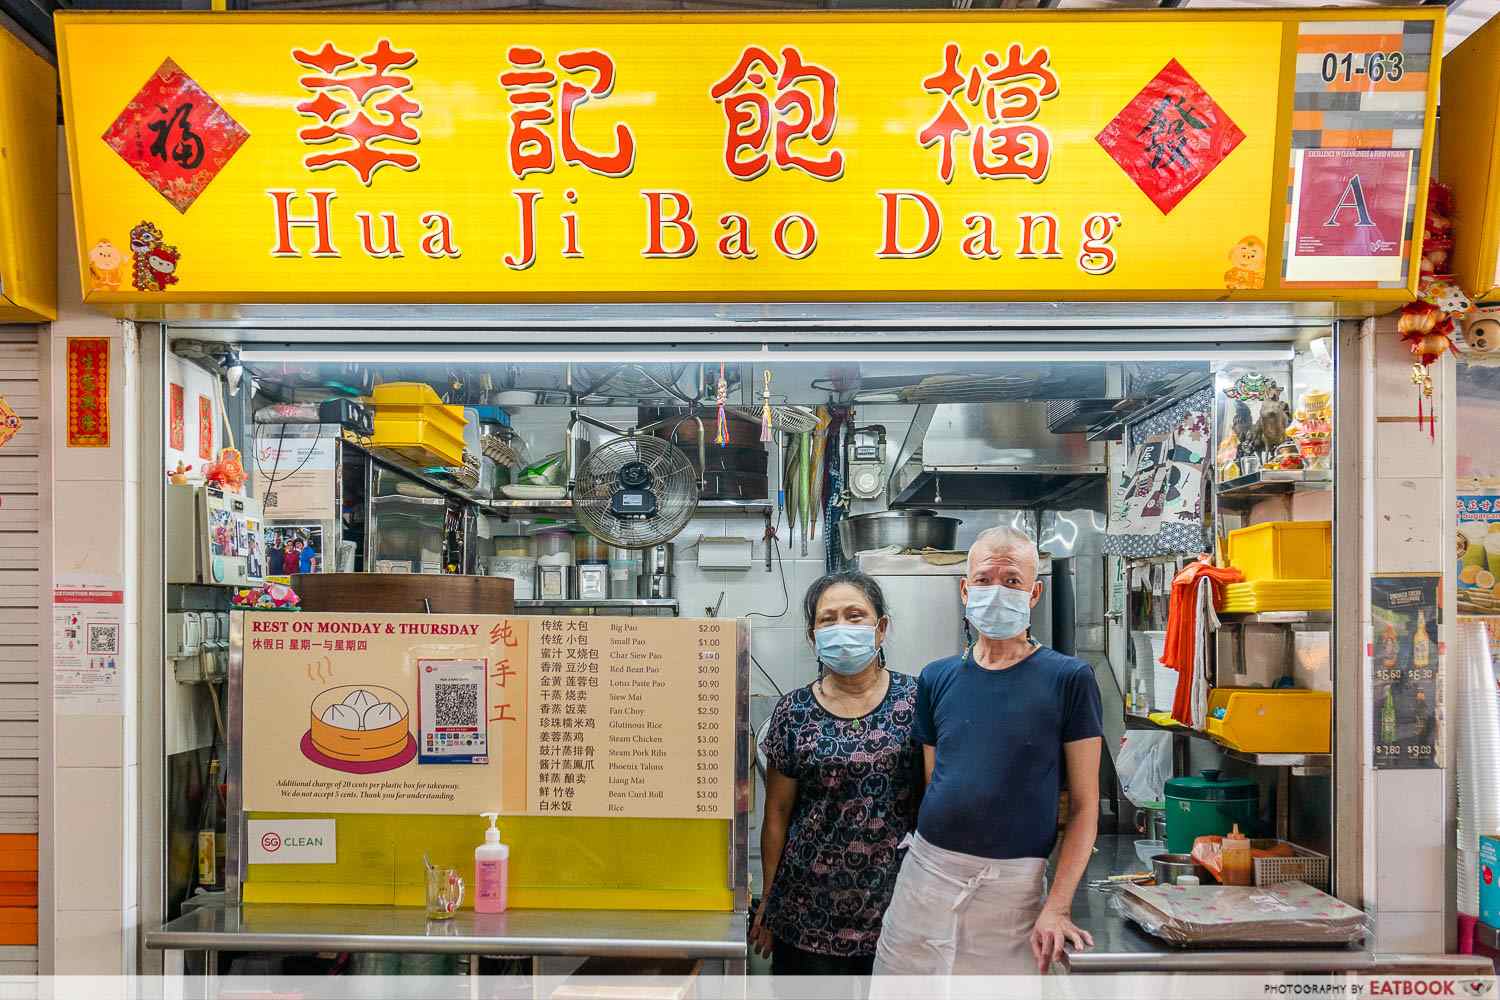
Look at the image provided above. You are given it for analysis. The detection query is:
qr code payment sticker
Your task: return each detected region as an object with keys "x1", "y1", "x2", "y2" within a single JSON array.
[
  {"x1": 418, "y1": 658, "x2": 488, "y2": 764},
  {"x1": 434, "y1": 683, "x2": 480, "y2": 728},
  {"x1": 87, "y1": 622, "x2": 120, "y2": 655}
]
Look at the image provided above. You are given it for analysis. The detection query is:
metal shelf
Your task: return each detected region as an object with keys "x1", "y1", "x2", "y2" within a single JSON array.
[
  {"x1": 1216, "y1": 611, "x2": 1333, "y2": 625},
  {"x1": 1123, "y1": 713, "x2": 1330, "y2": 770},
  {"x1": 485, "y1": 498, "x2": 773, "y2": 515},
  {"x1": 1217, "y1": 469, "x2": 1331, "y2": 506},
  {"x1": 514, "y1": 599, "x2": 679, "y2": 609}
]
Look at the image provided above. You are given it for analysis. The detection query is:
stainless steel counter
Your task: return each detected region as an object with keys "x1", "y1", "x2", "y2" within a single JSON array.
[
  {"x1": 1067, "y1": 836, "x2": 1491, "y2": 975},
  {"x1": 146, "y1": 904, "x2": 747, "y2": 961}
]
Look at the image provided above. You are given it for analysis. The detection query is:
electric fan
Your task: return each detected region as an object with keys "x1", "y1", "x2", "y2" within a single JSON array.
[{"x1": 571, "y1": 430, "x2": 702, "y2": 549}]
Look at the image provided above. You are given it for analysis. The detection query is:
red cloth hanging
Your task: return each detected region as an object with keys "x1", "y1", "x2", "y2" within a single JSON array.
[{"x1": 1161, "y1": 558, "x2": 1243, "y2": 724}]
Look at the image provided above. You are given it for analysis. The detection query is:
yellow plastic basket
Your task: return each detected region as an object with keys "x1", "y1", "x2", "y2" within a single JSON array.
[
  {"x1": 1226, "y1": 521, "x2": 1332, "y2": 582},
  {"x1": 370, "y1": 382, "x2": 467, "y2": 468},
  {"x1": 1205, "y1": 688, "x2": 1331, "y2": 753},
  {"x1": 1218, "y1": 580, "x2": 1332, "y2": 613}
]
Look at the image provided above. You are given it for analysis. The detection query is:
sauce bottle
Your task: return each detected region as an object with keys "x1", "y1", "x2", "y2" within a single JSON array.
[{"x1": 1220, "y1": 823, "x2": 1253, "y2": 887}]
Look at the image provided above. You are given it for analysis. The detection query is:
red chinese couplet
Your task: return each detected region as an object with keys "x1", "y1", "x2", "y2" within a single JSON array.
[
  {"x1": 198, "y1": 394, "x2": 213, "y2": 461},
  {"x1": 66, "y1": 338, "x2": 110, "y2": 449},
  {"x1": 169, "y1": 382, "x2": 185, "y2": 452}
]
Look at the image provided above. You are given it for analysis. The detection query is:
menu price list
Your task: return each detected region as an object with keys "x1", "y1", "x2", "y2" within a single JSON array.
[{"x1": 529, "y1": 617, "x2": 735, "y2": 818}]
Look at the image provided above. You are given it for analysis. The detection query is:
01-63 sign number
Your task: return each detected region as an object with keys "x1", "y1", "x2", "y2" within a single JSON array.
[{"x1": 1320, "y1": 51, "x2": 1406, "y2": 85}]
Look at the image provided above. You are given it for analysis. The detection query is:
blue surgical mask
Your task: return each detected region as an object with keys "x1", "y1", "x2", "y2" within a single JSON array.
[
  {"x1": 814, "y1": 624, "x2": 882, "y2": 675},
  {"x1": 965, "y1": 584, "x2": 1033, "y2": 639}
]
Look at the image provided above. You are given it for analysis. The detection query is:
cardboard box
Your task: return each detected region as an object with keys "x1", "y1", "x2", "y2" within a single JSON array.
[{"x1": 1481, "y1": 835, "x2": 1500, "y2": 927}]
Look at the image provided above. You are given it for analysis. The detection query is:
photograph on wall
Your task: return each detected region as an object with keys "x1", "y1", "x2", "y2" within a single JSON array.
[
  {"x1": 1285, "y1": 148, "x2": 1413, "y2": 284},
  {"x1": 1371, "y1": 572, "x2": 1441, "y2": 769},
  {"x1": 265, "y1": 523, "x2": 324, "y2": 576}
]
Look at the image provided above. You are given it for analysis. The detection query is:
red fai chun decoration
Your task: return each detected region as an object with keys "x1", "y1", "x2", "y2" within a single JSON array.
[{"x1": 1393, "y1": 180, "x2": 1470, "y2": 440}]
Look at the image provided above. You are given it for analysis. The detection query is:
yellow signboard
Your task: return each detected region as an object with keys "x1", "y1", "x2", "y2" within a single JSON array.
[
  {"x1": 58, "y1": 10, "x2": 1440, "y2": 305},
  {"x1": 1440, "y1": 14, "x2": 1500, "y2": 303},
  {"x1": 0, "y1": 28, "x2": 56, "y2": 323}
]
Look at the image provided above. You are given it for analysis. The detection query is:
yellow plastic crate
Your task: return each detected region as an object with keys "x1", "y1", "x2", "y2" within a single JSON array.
[
  {"x1": 1219, "y1": 579, "x2": 1332, "y2": 613},
  {"x1": 1226, "y1": 520, "x2": 1332, "y2": 582},
  {"x1": 1205, "y1": 688, "x2": 1331, "y2": 753},
  {"x1": 371, "y1": 382, "x2": 467, "y2": 468}
]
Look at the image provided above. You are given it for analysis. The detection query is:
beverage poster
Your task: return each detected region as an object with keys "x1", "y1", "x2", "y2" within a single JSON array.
[{"x1": 1371, "y1": 573, "x2": 1441, "y2": 770}]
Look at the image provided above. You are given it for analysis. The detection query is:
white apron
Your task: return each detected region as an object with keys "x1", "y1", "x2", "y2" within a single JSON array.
[{"x1": 872, "y1": 832, "x2": 1048, "y2": 976}]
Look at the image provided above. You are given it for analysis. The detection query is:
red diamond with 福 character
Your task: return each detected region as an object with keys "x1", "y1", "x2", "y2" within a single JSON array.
[
  {"x1": 101, "y1": 58, "x2": 249, "y2": 213},
  {"x1": 1095, "y1": 58, "x2": 1243, "y2": 215}
]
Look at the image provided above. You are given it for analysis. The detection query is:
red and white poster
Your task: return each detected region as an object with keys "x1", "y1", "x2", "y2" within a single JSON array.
[
  {"x1": 1286, "y1": 148, "x2": 1413, "y2": 283},
  {"x1": 53, "y1": 578, "x2": 125, "y2": 715}
]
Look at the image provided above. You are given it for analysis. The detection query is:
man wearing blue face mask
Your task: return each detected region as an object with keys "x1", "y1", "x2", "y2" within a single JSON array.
[{"x1": 873, "y1": 527, "x2": 1104, "y2": 977}]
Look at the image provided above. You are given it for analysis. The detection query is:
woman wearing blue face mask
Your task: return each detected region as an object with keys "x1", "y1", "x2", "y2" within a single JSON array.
[{"x1": 752, "y1": 572, "x2": 923, "y2": 975}]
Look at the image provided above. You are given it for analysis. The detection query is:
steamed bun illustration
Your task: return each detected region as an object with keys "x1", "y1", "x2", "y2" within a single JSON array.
[
  {"x1": 362, "y1": 702, "x2": 403, "y2": 730},
  {"x1": 320, "y1": 703, "x2": 362, "y2": 730},
  {"x1": 343, "y1": 689, "x2": 379, "y2": 712}
]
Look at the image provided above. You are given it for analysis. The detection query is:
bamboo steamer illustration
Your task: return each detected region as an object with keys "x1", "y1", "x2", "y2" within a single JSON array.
[{"x1": 302, "y1": 684, "x2": 416, "y2": 773}]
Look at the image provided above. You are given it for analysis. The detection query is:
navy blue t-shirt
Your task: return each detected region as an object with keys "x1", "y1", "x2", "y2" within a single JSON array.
[{"x1": 913, "y1": 645, "x2": 1104, "y2": 860}]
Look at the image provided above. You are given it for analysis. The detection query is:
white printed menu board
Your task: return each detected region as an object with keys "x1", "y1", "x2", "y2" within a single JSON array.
[{"x1": 239, "y1": 612, "x2": 737, "y2": 819}]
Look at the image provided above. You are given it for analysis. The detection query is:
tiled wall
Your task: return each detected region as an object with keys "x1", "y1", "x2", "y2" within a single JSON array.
[
  {"x1": 1358, "y1": 315, "x2": 1454, "y2": 953},
  {"x1": 47, "y1": 152, "x2": 139, "y2": 974}
]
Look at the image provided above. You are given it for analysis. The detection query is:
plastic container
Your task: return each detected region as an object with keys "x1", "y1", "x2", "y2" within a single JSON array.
[
  {"x1": 474, "y1": 812, "x2": 509, "y2": 914},
  {"x1": 1220, "y1": 824, "x2": 1253, "y2": 886},
  {"x1": 370, "y1": 382, "x2": 468, "y2": 469},
  {"x1": 608, "y1": 546, "x2": 640, "y2": 599},
  {"x1": 1135, "y1": 839, "x2": 1166, "y2": 869},
  {"x1": 492, "y1": 535, "x2": 536, "y2": 559},
  {"x1": 1226, "y1": 521, "x2": 1333, "y2": 582},
  {"x1": 1163, "y1": 769, "x2": 1258, "y2": 854},
  {"x1": 487, "y1": 556, "x2": 537, "y2": 600},
  {"x1": 1254, "y1": 842, "x2": 1330, "y2": 891},
  {"x1": 575, "y1": 533, "x2": 609, "y2": 565},
  {"x1": 1205, "y1": 687, "x2": 1332, "y2": 753},
  {"x1": 1218, "y1": 580, "x2": 1333, "y2": 613},
  {"x1": 535, "y1": 529, "x2": 574, "y2": 566}
]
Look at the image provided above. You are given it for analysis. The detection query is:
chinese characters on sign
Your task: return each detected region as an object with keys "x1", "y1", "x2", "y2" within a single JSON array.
[
  {"x1": 1096, "y1": 58, "x2": 1245, "y2": 215},
  {"x1": 102, "y1": 57, "x2": 250, "y2": 212},
  {"x1": 709, "y1": 46, "x2": 844, "y2": 181},
  {"x1": 499, "y1": 47, "x2": 636, "y2": 179},
  {"x1": 919, "y1": 42, "x2": 1058, "y2": 184},
  {"x1": 294, "y1": 40, "x2": 422, "y2": 184}
]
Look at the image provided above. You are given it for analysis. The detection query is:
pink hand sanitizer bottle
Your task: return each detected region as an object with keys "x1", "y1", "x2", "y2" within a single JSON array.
[{"x1": 474, "y1": 812, "x2": 509, "y2": 913}]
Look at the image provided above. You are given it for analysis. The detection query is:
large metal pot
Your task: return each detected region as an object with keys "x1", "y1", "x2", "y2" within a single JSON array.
[{"x1": 838, "y1": 510, "x2": 961, "y2": 559}]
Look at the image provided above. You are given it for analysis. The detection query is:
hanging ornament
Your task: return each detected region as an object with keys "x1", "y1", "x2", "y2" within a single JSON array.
[
  {"x1": 760, "y1": 369, "x2": 774, "y2": 443},
  {"x1": 1396, "y1": 279, "x2": 1470, "y2": 441},
  {"x1": 715, "y1": 362, "x2": 729, "y2": 447},
  {"x1": 1410, "y1": 363, "x2": 1435, "y2": 440}
]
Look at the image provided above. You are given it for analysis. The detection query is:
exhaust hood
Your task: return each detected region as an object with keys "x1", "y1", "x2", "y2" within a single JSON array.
[{"x1": 888, "y1": 403, "x2": 1109, "y2": 512}]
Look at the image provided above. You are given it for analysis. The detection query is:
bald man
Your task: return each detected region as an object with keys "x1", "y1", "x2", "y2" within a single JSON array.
[{"x1": 873, "y1": 527, "x2": 1103, "y2": 976}]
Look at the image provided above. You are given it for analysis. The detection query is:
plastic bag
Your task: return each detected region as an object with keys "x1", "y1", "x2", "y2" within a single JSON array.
[
  {"x1": 519, "y1": 451, "x2": 564, "y2": 486},
  {"x1": 1116, "y1": 730, "x2": 1173, "y2": 808},
  {"x1": 1111, "y1": 881, "x2": 1370, "y2": 947}
]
